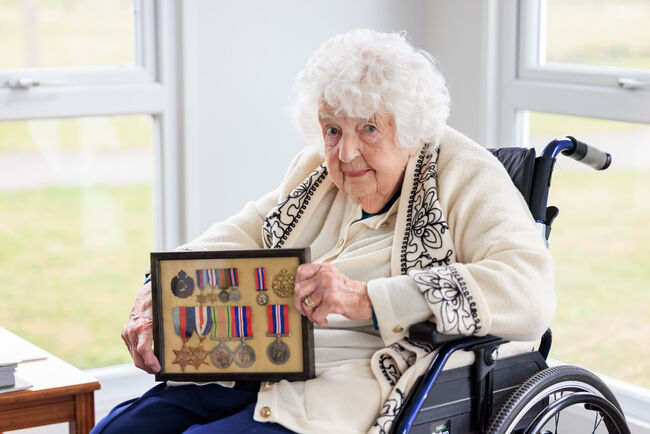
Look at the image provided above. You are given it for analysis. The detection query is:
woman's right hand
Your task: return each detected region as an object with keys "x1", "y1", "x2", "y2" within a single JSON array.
[{"x1": 121, "y1": 281, "x2": 161, "y2": 374}]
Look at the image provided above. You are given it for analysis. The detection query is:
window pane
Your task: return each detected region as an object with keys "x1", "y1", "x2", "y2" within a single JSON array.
[
  {"x1": 0, "y1": 115, "x2": 153, "y2": 369},
  {"x1": 0, "y1": 0, "x2": 135, "y2": 69},
  {"x1": 544, "y1": 0, "x2": 650, "y2": 71},
  {"x1": 529, "y1": 111, "x2": 650, "y2": 387}
]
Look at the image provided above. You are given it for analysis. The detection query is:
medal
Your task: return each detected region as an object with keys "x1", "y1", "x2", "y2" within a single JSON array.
[
  {"x1": 272, "y1": 269, "x2": 295, "y2": 298},
  {"x1": 188, "y1": 306, "x2": 212, "y2": 369},
  {"x1": 217, "y1": 290, "x2": 230, "y2": 303},
  {"x1": 171, "y1": 270, "x2": 194, "y2": 298},
  {"x1": 254, "y1": 267, "x2": 269, "y2": 305},
  {"x1": 256, "y1": 292, "x2": 269, "y2": 305},
  {"x1": 266, "y1": 304, "x2": 291, "y2": 365},
  {"x1": 210, "y1": 342, "x2": 234, "y2": 369},
  {"x1": 171, "y1": 306, "x2": 196, "y2": 372},
  {"x1": 234, "y1": 342, "x2": 256, "y2": 368},
  {"x1": 194, "y1": 270, "x2": 210, "y2": 304},
  {"x1": 217, "y1": 268, "x2": 230, "y2": 303},
  {"x1": 227, "y1": 268, "x2": 241, "y2": 301},
  {"x1": 196, "y1": 269, "x2": 219, "y2": 304},
  {"x1": 209, "y1": 306, "x2": 234, "y2": 369},
  {"x1": 231, "y1": 305, "x2": 255, "y2": 368}
]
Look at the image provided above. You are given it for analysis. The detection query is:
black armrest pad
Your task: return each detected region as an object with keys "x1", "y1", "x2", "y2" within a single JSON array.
[{"x1": 409, "y1": 321, "x2": 465, "y2": 346}]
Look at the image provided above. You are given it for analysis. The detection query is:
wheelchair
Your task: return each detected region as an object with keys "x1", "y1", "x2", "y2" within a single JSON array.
[{"x1": 390, "y1": 137, "x2": 630, "y2": 434}]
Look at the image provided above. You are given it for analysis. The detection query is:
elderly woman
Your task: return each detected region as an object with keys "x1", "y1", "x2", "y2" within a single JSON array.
[{"x1": 95, "y1": 29, "x2": 554, "y2": 434}]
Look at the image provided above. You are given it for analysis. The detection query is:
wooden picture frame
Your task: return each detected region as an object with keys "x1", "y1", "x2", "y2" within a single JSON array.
[{"x1": 151, "y1": 248, "x2": 314, "y2": 382}]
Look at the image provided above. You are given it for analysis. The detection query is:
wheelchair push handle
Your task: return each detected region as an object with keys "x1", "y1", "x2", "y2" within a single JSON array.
[{"x1": 542, "y1": 137, "x2": 612, "y2": 170}]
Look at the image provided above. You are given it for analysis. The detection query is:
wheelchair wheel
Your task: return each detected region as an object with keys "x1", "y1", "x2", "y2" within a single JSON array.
[{"x1": 487, "y1": 365, "x2": 630, "y2": 434}]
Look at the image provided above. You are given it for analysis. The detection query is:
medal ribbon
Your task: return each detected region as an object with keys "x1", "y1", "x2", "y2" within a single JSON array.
[
  {"x1": 210, "y1": 306, "x2": 232, "y2": 340},
  {"x1": 218, "y1": 268, "x2": 229, "y2": 289},
  {"x1": 231, "y1": 306, "x2": 252, "y2": 338},
  {"x1": 195, "y1": 270, "x2": 206, "y2": 290},
  {"x1": 172, "y1": 306, "x2": 195, "y2": 340},
  {"x1": 228, "y1": 268, "x2": 239, "y2": 287},
  {"x1": 194, "y1": 306, "x2": 212, "y2": 337},
  {"x1": 255, "y1": 267, "x2": 267, "y2": 291},
  {"x1": 208, "y1": 269, "x2": 218, "y2": 288},
  {"x1": 268, "y1": 304, "x2": 289, "y2": 335}
]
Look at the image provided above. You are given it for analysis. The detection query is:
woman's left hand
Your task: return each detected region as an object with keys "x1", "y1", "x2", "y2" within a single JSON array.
[{"x1": 293, "y1": 263, "x2": 372, "y2": 326}]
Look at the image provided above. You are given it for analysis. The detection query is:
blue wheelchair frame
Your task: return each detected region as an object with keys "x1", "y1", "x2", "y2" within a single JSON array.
[{"x1": 390, "y1": 138, "x2": 624, "y2": 434}]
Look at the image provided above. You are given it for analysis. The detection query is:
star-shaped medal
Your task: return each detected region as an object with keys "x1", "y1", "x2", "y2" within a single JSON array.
[
  {"x1": 172, "y1": 343, "x2": 193, "y2": 372},
  {"x1": 208, "y1": 292, "x2": 221, "y2": 304},
  {"x1": 196, "y1": 292, "x2": 209, "y2": 305},
  {"x1": 188, "y1": 341, "x2": 210, "y2": 369}
]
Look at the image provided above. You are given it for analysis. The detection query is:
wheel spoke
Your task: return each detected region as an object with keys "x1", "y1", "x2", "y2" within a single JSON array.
[{"x1": 592, "y1": 412, "x2": 603, "y2": 433}]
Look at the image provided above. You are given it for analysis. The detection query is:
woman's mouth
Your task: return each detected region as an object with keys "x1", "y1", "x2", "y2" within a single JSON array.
[{"x1": 344, "y1": 169, "x2": 371, "y2": 178}]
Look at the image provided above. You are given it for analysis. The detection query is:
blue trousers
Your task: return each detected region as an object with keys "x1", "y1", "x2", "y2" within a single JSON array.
[{"x1": 92, "y1": 381, "x2": 294, "y2": 434}]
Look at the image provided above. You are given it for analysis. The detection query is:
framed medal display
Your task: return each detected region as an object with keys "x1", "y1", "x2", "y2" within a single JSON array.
[{"x1": 151, "y1": 248, "x2": 314, "y2": 382}]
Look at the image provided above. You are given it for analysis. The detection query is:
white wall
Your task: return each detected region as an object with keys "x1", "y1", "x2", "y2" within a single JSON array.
[{"x1": 180, "y1": 0, "x2": 436, "y2": 241}]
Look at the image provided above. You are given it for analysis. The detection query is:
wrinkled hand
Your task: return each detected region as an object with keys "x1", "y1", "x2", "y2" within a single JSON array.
[
  {"x1": 293, "y1": 263, "x2": 372, "y2": 327},
  {"x1": 121, "y1": 281, "x2": 161, "y2": 374}
]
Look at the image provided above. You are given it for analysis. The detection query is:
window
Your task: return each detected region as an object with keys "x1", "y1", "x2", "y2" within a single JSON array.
[
  {"x1": 499, "y1": 0, "x2": 650, "y2": 388},
  {"x1": 0, "y1": 1, "x2": 181, "y2": 369},
  {"x1": 0, "y1": 116, "x2": 154, "y2": 368}
]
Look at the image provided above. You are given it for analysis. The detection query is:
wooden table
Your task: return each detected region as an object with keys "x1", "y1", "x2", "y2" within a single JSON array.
[{"x1": 0, "y1": 327, "x2": 101, "y2": 434}]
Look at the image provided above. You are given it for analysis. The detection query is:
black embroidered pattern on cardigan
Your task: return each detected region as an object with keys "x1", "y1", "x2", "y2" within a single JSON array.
[
  {"x1": 411, "y1": 265, "x2": 481, "y2": 335},
  {"x1": 377, "y1": 354, "x2": 400, "y2": 387},
  {"x1": 400, "y1": 145, "x2": 452, "y2": 275},
  {"x1": 262, "y1": 164, "x2": 328, "y2": 248},
  {"x1": 373, "y1": 387, "x2": 405, "y2": 434}
]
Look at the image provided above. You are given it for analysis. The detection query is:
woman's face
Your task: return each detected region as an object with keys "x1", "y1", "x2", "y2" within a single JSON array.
[{"x1": 318, "y1": 104, "x2": 418, "y2": 213}]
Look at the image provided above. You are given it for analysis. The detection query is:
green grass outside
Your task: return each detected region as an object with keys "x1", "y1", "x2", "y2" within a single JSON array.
[
  {"x1": 547, "y1": 169, "x2": 650, "y2": 388},
  {"x1": 0, "y1": 184, "x2": 153, "y2": 368},
  {"x1": 547, "y1": 0, "x2": 650, "y2": 70}
]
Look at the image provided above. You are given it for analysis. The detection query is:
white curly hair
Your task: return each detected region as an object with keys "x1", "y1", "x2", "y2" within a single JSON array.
[{"x1": 289, "y1": 29, "x2": 450, "y2": 150}]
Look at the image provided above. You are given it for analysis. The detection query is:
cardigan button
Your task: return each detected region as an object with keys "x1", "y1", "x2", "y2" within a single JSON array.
[
  {"x1": 393, "y1": 325, "x2": 404, "y2": 333},
  {"x1": 260, "y1": 406, "x2": 272, "y2": 418},
  {"x1": 263, "y1": 382, "x2": 272, "y2": 392},
  {"x1": 336, "y1": 238, "x2": 344, "y2": 248},
  {"x1": 380, "y1": 221, "x2": 389, "y2": 227}
]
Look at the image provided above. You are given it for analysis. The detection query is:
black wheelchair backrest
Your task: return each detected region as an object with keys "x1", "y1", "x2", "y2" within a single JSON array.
[{"x1": 488, "y1": 147, "x2": 536, "y2": 206}]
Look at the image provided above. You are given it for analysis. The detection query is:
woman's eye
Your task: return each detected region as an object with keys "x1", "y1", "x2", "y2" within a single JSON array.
[
  {"x1": 326, "y1": 126, "x2": 340, "y2": 136},
  {"x1": 363, "y1": 124, "x2": 377, "y2": 133}
]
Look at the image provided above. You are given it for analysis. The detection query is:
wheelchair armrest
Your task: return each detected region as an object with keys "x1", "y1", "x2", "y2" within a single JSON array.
[{"x1": 409, "y1": 321, "x2": 467, "y2": 346}]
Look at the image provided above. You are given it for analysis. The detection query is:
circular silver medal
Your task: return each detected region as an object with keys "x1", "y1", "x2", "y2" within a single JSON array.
[
  {"x1": 256, "y1": 292, "x2": 269, "y2": 306},
  {"x1": 229, "y1": 288, "x2": 242, "y2": 302},
  {"x1": 267, "y1": 339, "x2": 290, "y2": 365},
  {"x1": 218, "y1": 290, "x2": 230, "y2": 303},
  {"x1": 210, "y1": 343, "x2": 233, "y2": 369},
  {"x1": 234, "y1": 342, "x2": 256, "y2": 368}
]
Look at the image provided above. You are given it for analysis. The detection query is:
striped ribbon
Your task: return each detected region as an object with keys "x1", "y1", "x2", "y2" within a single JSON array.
[
  {"x1": 231, "y1": 306, "x2": 252, "y2": 338},
  {"x1": 172, "y1": 306, "x2": 195, "y2": 340},
  {"x1": 196, "y1": 269, "x2": 219, "y2": 289},
  {"x1": 207, "y1": 269, "x2": 218, "y2": 288},
  {"x1": 195, "y1": 270, "x2": 206, "y2": 290},
  {"x1": 255, "y1": 267, "x2": 267, "y2": 291},
  {"x1": 194, "y1": 306, "x2": 212, "y2": 337},
  {"x1": 228, "y1": 268, "x2": 239, "y2": 287},
  {"x1": 210, "y1": 306, "x2": 232, "y2": 340},
  {"x1": 268, "y1": 304, "x2": 289, "y2": 335},
  {"x1": 218, "y1": 268, "x2": 229, "y2": 289}
]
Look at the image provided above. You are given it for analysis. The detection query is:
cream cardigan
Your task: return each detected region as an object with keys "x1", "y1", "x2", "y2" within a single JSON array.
[{"x1": 180, "y1": 126, "x2": 555, "y2": 433}]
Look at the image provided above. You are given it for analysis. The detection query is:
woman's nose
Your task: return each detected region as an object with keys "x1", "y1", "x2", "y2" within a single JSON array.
[{"x1": 338, "y1": 131, "x2": 361, "y2": 162}]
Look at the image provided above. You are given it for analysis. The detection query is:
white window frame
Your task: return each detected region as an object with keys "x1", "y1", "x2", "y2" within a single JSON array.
[
  {"x1": 0, "y1": 0, "x2": 184, "y2": 249},
  {"x1": 497, "y1": 0, "x2": 650, "y2": 148}
]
